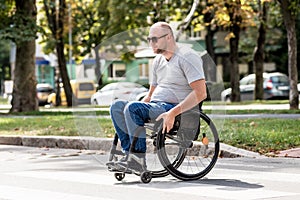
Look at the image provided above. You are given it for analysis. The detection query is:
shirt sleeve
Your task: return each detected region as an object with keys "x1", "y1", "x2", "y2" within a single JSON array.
[{"x1": 181, "y1": 52, "x2": 205, "y2": 84}]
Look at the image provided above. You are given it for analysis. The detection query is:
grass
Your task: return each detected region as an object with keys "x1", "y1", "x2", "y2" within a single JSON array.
[
  {"x1": 220, "y1": 118, "x2": 300, "y2": 154},
  {"x1": 0, "y1": 115, "x2": 115, "y2": 138},
  {"x1": 0, "y1": 112, "x2": 299, "y2": 155},
  {"x1": 0, "y1": 97, "x2": 299, "y2": 155}
]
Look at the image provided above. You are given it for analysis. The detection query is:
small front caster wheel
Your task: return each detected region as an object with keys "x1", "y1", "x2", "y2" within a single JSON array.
[
  {"x1": 140, "y1": 171, "x2": 152, "y2": 183},
  {"x1": 114, "y1": 173, "x2": 125, "y2": 181}
]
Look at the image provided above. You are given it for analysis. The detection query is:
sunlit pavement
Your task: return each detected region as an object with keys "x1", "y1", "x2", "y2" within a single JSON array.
[{"x1": 0, "y1": 145, "x2": 299, "y2": 200}]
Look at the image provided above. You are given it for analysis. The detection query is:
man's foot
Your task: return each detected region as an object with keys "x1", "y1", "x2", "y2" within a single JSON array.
[
  {"x1": 106, "y1": 154, "x2": 128, "y2": 168},
  {"x1": 116, "y1": 153, "x2": 147, "y2": 172}
]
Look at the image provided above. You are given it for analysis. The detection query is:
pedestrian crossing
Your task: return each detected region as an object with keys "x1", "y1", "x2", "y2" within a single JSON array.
[
  {"x1": 0, "y1": 185, "x2": 113, "y2": 200},
  {"x1": 0, "y1": 168, "x2": 299, "y2": 200},
  {"x1": 0, "y1": 145, "x2": 299, "y2": 200}
]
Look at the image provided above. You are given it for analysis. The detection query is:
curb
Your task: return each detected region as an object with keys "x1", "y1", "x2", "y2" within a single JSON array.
[{"x1": 0, "y1": 135, "x2": 263, "y2": 158}]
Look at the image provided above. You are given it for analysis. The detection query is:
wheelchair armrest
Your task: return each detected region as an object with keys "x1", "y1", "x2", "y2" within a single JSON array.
[{"x1": 144, "y1": 103, "x2": 202, "y2": 135}]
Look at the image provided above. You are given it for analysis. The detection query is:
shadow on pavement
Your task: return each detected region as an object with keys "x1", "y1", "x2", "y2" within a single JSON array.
[{"x1": 115, "y1": 177, "x2": 263, "y2": 190}]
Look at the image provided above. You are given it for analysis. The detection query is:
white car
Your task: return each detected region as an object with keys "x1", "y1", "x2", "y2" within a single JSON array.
[
  {"x1": 91, "y1": 82, "x2": 148, "y2": 106},
  {"x1": 221, "y1": 72, "x2": 290, "y2": 102}
]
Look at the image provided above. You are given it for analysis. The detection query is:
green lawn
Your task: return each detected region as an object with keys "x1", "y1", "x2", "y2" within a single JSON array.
[
  {"x1": 220, "y1": 118, "x2": 300, "y2": 154},
  {"x1": 0, "y1": 112, "x2": 299, "y2": 155},
  {"x1": 0, "y1": 115, "x2": 115, "y2": 138},
  {"x1": 1, "y1": 96, "x2": 299, "y2": 155}
]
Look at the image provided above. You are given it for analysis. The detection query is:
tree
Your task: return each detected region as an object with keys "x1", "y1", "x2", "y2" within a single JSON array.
[
  {"x1": 227, "y1": 1, "x2": 242, "y2": 102},
  {"x1": 41, "y1": 0, "x2": 153, "y2": 89},
  {"x1": 277, "y1": 0, "x2": 299, "y2": 110},
  {"x1": 254, "y1": 0, "x2": 268, "y2": 100},
  {"x1": 176, "y1": 0, "x2": 200, "y2": 41},
  {"x1": 205, "y1": 0, "x2": 256, "y2": 102},
  {"x1": 0, "y1": 0, "x2": 39, "y2": 112},
  {"x1": 43, "y1": 0, "x2": 74, "y2": 107},
  {"x1": 70, "y1": 0, "x2": 110, "y2": 87},
  {"x1": 203, "y1": 0, "x2": 218, "y2": 65}
]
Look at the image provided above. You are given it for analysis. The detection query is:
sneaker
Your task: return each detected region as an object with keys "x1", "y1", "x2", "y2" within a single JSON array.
[
  {"x1": 116, "y1": 153, "x2": 147, "y2": 172},
  {"x1": 106, "y1": 153, "x2": 128, "y2": 168}
]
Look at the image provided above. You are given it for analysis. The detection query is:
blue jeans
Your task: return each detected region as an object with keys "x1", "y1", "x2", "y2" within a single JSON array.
[{"x1": 110, "y1": 100, "x2": 176, "y2": 153}]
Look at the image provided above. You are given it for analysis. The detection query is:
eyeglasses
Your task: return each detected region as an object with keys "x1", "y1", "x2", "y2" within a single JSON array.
[{"x1": 147, "y1": 33, "x2": 168, "y2": 43}]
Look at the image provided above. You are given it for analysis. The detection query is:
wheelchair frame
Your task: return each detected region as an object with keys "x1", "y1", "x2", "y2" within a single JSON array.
[{"x1": 107, "y1": 108, "x2": 220, "y2": 183}]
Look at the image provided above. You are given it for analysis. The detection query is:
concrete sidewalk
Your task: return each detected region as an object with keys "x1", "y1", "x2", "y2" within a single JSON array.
[
  {"x1": 0, "y1": 135, "x2": 264, "y2": 158},
  {"x1": 274, "y1": 148, "x2": 300, "y2": 158}
]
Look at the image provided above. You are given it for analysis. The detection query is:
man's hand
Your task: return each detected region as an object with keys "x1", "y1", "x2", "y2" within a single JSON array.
[
  {"x1": 141, "y1": 95, "x2": 151, "y2": 103},
  {"x1": 156, "y1": 111, "x2": 176, "y2": 134}
]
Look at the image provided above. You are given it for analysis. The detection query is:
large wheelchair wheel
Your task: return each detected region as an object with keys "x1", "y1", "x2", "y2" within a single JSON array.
[
  {"x1": 156, "y1": 112, "x2": 219, "y2": 181},
  {"x1": 144, "y1": 124, "x2": 186, "y2": 178}
]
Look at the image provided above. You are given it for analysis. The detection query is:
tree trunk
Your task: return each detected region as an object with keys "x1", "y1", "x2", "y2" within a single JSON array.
[
  {"x1": 56, "y1": 40, "x2": 73, "y2": 106},
  {"x1": 227, "y1": 1, "x2": 241, "y2": 102},
  {"x1": 10, "y1": 0, "x2": 38, "y2": 113},
  {"x1": 205, "y1": 26, "x2": 216, "y2": 64},
  {"x1": 94, "y1": 46, "x2": 103, "y2": 88},
  {"x1": 229, "y1": 26, "x2": 241, "y2": 102},
  {"x1": 57, "y1": 0, "x2": 73, "y2": 107},
  {"x1": 203, "y1": 0, "x2": 217, "y2": 82},
  {"x1": 43, "y1": 0, "x2": 73, "y2": 107},
  {"x1": 254, "y1": 1, "x2": 267, "y2": 100},
  {"x1": 278, "y1": 0, "x2": 299, "y2": 110},
  {"x1": 175, "y1": 0, "x2": 199, "y2": 41}
]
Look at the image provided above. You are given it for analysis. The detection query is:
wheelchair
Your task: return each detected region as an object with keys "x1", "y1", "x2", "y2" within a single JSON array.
[{"x1": 106, "y1": 104, "x2": 220, "y2": 183}]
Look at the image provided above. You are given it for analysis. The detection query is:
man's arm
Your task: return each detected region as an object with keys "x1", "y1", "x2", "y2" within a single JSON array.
[{"x1": 156, "y1": 79, "x2": 207, "y2": 133}]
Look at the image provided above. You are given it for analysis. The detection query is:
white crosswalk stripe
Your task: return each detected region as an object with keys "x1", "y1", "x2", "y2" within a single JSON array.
[
  {"x1": 0, "y1": 145, "x2": 299, "y2": 200},
  {"x1": 1, "y1": 169, "x2": 298, "y2": 200},
  {"x1": 0, "y1": 185, "x2": 114, "y2": 200}
]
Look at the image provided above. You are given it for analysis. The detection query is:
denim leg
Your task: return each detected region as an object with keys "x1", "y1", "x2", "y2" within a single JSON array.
[
  {"x1": 110, "y1": 100, "x2": 130, "y2": 152},
  {"x1": 124, "y1": 101, "x2": 176, "y2": 153}
]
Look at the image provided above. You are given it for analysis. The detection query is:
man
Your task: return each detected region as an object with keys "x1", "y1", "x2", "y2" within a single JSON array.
[{"x1": 108, "y1": 22, "x2": 207, "y2": 171}]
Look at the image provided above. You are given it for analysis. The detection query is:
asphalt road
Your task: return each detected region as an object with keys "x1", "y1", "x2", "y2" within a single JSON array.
[{"x1": 0, "y1": 145, "x2": 299, "y2": 200}]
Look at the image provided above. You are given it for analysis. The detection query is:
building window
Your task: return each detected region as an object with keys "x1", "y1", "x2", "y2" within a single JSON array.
[
  {"x1": 108, "y1": 63, "x2": 126, "y2": 80},
  {"x1": 139, "y1": 63, "x2": 149, "y2": 79},
  {"x1": 190, "y1": 25, "x2": 205, "y2": 39}
]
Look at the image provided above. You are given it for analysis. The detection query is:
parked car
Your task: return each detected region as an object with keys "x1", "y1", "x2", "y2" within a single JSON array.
[
  {"x1": 48, "y1": 79, "x2": 96, "y2": 106},
  {"x1": 221, "y1": 72, "x2": 290, "y2": 102},
  {"x1": 36, "y1": 83, "x2": 54, "y2": 106},
  {"x1": 91, "y1": 82, "x2": 148, "y2": 106}
]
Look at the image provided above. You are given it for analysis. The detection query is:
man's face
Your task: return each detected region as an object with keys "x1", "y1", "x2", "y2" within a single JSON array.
[{"x1": 148, "y1": 27, "x2": 169, "y2": 54}]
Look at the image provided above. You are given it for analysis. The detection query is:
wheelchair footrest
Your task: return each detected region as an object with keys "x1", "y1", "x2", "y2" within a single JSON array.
[{"x1": 107, "y1": 162, "x2": 146, "y2": 176}]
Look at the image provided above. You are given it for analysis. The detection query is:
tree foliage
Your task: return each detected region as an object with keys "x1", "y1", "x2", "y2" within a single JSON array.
[{"x1": 0, "y1": 1, "x2": 40, "y2": 45}]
